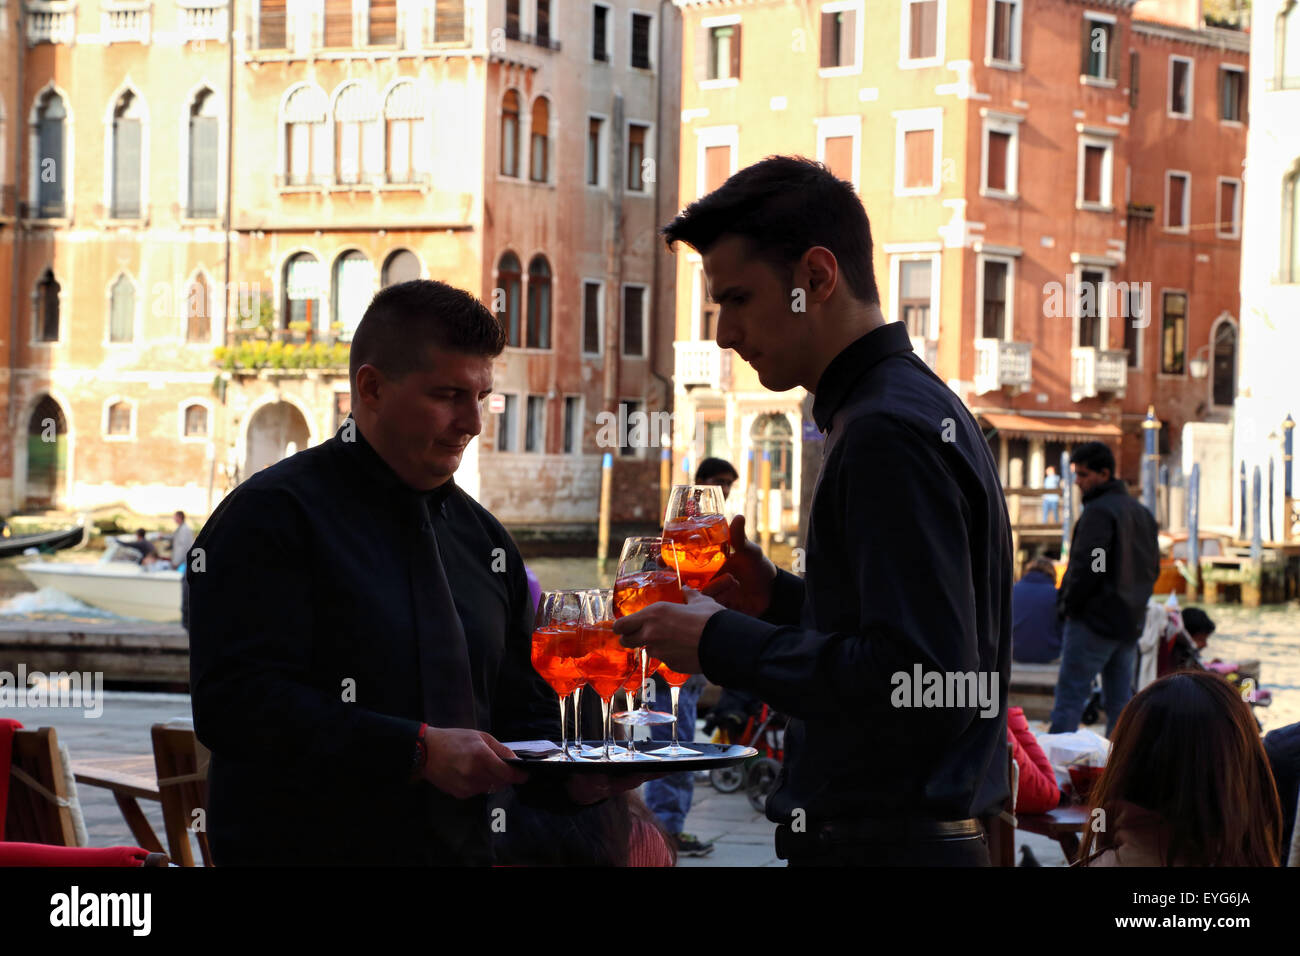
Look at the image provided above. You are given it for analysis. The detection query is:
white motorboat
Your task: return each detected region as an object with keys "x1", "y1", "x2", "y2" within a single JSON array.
[{"x1": 17, "y1": 550, "x2": 182, "y2": 623}]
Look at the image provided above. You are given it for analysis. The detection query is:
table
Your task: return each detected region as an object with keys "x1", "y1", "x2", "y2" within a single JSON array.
[
  {"x1": 70, "y1": 753, "x2": 165, "y2": 854},
  {"x1": 1017, "y1": 804, "x2": 1090, "y2": 862}
]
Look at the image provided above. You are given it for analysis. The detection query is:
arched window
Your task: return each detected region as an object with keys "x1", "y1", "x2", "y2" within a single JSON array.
[
  {"x1": 184, "y1": 404, "x2": 209, "y2": 437},
  {"x1": 1278, "y1": 1, "x2": 1300, "y2": 90},
  {"x1": 334, "y1": 83, "x2": 381, "y2": 185},
  {"x1": 36, "y1": 270, "x2": 60, "y2": 342},
  {"x1": 36, "y1": 92, "x2": 66, "y2": 218},
  {"x1": 188, "y1": 89, "x2": 219, "y2": 218},
  {"x1": 497, "y1": 252, "x2": 522, "y2": 346},
  {"x1": 111, "y1": 91, "x2": 143, "y2": 219},
  {"x1": 1285, "y1": 165, "x2": 1300, "y2": 284},
  {"x1": 381, "y1": 249, "x2": 420, "y2": 287},
  {"x1": 501, "y1": 90, "x2": 520, "y2": 177},
  {"x1": 283, "y1": 85, "x2": 329, "y2": 186},
  {"x1": 107, "y1": 401, "x2": 132, "y2": 436},
  {"x1": 1212, "y1": 321, "x2": 1237, "y2": 407},
  {"x1": 526, "y1": 254, "x2": 551, "y2": 348},
  {"x1": 384, "y1": 81, "x2": 428, "y2": 184},
  {"x1": 186, "y1": 273, "x2": 211, "y2": 343},
  {"x1": 333, "y1": 251, "x2": 374, "y2": 340},
  {"x1": 751, "y1": 413, "x2": 794, "y2": 493},
  {"x1": 530, "y1": 97, "x2": 549, "y2": 183},
  {"x1": 283, "y1": 253, "x2": 323, "y2": 333},
  {"x1": 109, "y1": 274, "x2": 134, "y2": 343}
]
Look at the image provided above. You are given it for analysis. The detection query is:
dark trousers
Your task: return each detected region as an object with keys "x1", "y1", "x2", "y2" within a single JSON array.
[{"x1": 778, "y1": 826, "x2": 990, "y2": 867}]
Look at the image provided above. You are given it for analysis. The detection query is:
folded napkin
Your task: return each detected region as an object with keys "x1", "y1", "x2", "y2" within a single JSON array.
[{"x1": 502, "y1": 740, "x2": 562, "y2": 757}]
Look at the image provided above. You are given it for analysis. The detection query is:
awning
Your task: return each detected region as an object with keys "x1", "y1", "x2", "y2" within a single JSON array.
[{"x1": 980, "y1": 412, "x2": 1122, "y2": 443}]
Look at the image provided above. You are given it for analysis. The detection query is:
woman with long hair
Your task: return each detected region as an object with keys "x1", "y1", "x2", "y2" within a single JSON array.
[{"x1": 1079, "y1": 670, "x2": 1282, "y2": 866}]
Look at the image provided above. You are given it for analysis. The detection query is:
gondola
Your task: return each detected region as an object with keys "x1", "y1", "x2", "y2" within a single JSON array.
[{"x1": 0, "y1": 523, "x2": 86, "y2": 559}]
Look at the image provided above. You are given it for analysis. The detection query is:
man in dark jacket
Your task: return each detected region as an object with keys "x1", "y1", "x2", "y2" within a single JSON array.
[
  {"x1": 1049, "y1": 442, "x2": 1159, "y2": 735},
  {"x1": 613, "y1": 157, "x2": 1012, "y2": 866}
]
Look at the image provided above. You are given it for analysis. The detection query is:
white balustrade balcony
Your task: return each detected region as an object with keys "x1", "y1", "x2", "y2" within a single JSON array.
[
  {"x1": 674, "y1": 340, "x2": 732, "y2": 391},
  {"x1": 974, "y1": 338, "x2": 1033, "y2": 395},
  {"x1": 1070, "y1": 347, "x2": 1128, "y2": 401}
]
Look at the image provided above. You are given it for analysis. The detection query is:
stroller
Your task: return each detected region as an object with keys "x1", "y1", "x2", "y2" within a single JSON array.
[{"x1": 702, "y1": 688, "x2": 787, "y2": 812}]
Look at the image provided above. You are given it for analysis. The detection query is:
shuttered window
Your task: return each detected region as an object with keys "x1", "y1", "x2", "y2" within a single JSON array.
[
  {"x1": 369, "y1": 0, "x2": 397, "y2": 44},
  {"x1": 981, "y1": 260, "x2": 1008, "y2": 340},
  {"x1": 986, "y1": 130, "x2": 1010, "y2": 192},
  {"x1": 899, "y1": 259, "x2": 931, "y2": 338},
  {"x1": 991, "y1": 0, "x2": 1015, "y2": 61},
  {"x1": 627, "y1": 123, "x2": 648, "y2": 191},
  {"x1": 37, "y1": 95, "x2": 66, "y2": 218},
  {"x1": 908, "y1": 1, "x2": 937, "y2": 60},
  {"x1": 903, "y1": 128, "x2": 934, "y2": 189},
  {"x1": 1077, "y1": 270, "x2": 1104, "y2": 348},
  {"x1": 1083, "y1": 145, "x2": 1106, "y2": 204},
  {"x1": 823, "y1": 135, "x2": 854, "y2": 182},
  {"x1": 526, "y1": 256, "x2": 551, "y2": 349},
  {"x1": 112, "y1": 93, "x2": 142, "y2": 219},
  {"x1": 1218, "y1": 179, "x2": 1239, "y2": 235},
  {"x1": 324, "y1": 0, "x2": 352, "y2": 46},
  {"x1": 188, "y1": 91, "x2": 219, "y2": 218},
  {"x1": 259, "y1": 0, "x2": 287, "y2": 48},
  {"x1": 434, "y1": 0, "x2": 464, "y2": 42},
  {"x1": 704, "y1": 144, "x2": 731, "y2": 193},
  {"x1": 1167, "y1": 173, "x2": 1188, "y2": 228}
]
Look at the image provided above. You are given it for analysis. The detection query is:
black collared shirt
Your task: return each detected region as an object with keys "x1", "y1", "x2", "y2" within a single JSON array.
[
  {"x1": 188, "y1": 420, "x2": 559, "y2": 864},
  {"x1": 700, "y1": 321, "x2": 1013, "y2": 827}
]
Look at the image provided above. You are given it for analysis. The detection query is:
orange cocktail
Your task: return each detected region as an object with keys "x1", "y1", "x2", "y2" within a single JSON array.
[
  {"x1": 531, "y1": 622, "x2": 582, "y2": 698},
  {"x1": 661, "y1": 513, "x2": 729, "y2": 589},
  {"x1": 612, "y1": 569, "x2": 684, "y2": 618},
  {"x1": 574, "y1": 620, "x2": 637, "y2": 701}
]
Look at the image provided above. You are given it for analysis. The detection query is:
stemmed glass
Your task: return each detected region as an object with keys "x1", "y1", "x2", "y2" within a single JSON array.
[
  {"x1": 662, "y1": 485, "x2": 729, "y2": 590},
  {"x1": 574, "y1": 589, "x2": 640, "y2": 761},
  {"x1": 530, "y1": 590, "x2": 585, "y2": 761}
]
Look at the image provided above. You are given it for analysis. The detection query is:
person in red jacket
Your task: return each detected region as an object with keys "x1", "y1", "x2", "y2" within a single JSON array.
[{"x1": 1007, "y1": 706, "x2": 1060, "y2": 814}]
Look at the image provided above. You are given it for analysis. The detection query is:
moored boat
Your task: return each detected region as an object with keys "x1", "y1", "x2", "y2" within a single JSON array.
[{"x1": 15, "y1": 560, "x2": 182, "y2": 622}]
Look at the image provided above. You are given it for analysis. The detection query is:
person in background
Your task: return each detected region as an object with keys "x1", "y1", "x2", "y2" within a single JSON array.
[
  {"x1": 694, "y1": 457, "x2": 739, "y2": 502},
  {"x1": 1158, "y1": 606, "x2": 1214, "y2": 677},
  {"x1": 1078, "y1": 671, "x2": 1282, "y2": 867},
  {"x1": 1006, "y1": 706, "x2": 1059, "y2": 815},
  {"x1": 121, "y1": 529, "x2": 158, "y2": 562},
  {"x1": 144, "y1": 511, "x2": 195, "y2": 570},
  {"x1": 1041, "y1": 465, "x2": 1061, "y2": 525},
  {"x1": 1011, "y1": 556, "x2": 1064, "y2": 664},
  {"x1": 638, "y1": 458, "x2": 742, "y2": 858},
  {"x1": 1050, "y1": 442, "x2": 1159, "y2": 736},
  {"x1": 1263, "y1": 721, "x2": 1300, "y2": 862},
  {"x1": 492, "y1": 789, "x2": 675, "y2": 867}
]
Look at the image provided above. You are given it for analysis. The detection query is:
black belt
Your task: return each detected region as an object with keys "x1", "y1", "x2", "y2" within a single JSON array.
[{"x1": 775, "y1": 816, "x2": 983, "y2": 857}]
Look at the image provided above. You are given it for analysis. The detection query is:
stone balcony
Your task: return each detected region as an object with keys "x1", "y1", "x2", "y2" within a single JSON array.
[
  {"x1": 674, "y1": 340, "x2": 733, "y2": 391},
  {"x1": 974, "y1": 339, "x2": 1033, "y2": 395},
  {"x1": 1070, "y1": 347, "x2": 1127, "y2": 401}
]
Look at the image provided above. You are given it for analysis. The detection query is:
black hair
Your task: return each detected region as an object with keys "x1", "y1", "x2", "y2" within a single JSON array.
[
  {"x1": 695, "y1": 457, "x2": 739, "y2": 484},
  {"x1": 661, "y1": 155, "x2": 880, "y2": 305},
  {"x1": 349, "y1": 280, "x2": 505, "y2": 391},
  {"x1": 1070, "y1": 441, "x2": 1116, "y2": 477},
  {"x1": 1181, "y1": 607, "x2": 1216, "y2": 637}
]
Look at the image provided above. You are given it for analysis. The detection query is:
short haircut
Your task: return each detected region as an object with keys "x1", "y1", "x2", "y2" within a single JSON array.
[
  {"x1": 349, "y1": 280, "x2": 505, "y2": 392},
  {"x1": 1181, "y1": 607, "x2": 1216, "y2": 637},
  {"x1": 174, "y1": 511, "x2": 186, "y2": 521},
  {"x1": 661, "y1": 156, "x2": 880, "y2": 305},
  {"x1": 1024, "y1": 556, "x2": 1058, "y2": 579},
  {"x1": 695, "y1": 457, "x2": 739, "y2": 484},
  {"x1": 1070, "y1": 441, "x2": 1116, "y2": 477}
]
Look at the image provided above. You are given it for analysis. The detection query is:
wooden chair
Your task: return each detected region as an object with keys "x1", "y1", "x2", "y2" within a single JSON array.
[
  {"x1": 6, "y1": 727, "x2": 81, "y2": 846},
  {"x1": 151, "y1": 722, "x2": 212, "y2": 867}
]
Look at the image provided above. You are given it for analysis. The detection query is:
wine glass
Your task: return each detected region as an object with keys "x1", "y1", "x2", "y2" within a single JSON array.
[
  {"x1": 662, "y1": 485, "x2": 729, "y2": 590},
  {"x1": 648, "y1": 662, "x2": 701, "y2": 757},
  {"x1": 530, "y1": 590, "x2": 584, "y2": 761},
  {"x1": 574, "y1": 589, "x2": 639, "y2": 761},
  {"x1": 612, "y1": 536, "x2": 684, "y2": 739}
]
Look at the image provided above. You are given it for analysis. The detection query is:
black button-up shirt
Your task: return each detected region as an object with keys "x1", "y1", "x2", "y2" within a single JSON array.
[
  {"x1": 189, "y1": 420, "x2": 559, "y2": 864},
  {"x1": 700, "y1": 321, "x2": 1013, "y2": 827}
]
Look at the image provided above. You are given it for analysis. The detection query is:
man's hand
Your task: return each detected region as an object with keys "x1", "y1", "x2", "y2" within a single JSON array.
[
  {"x1": 612, "y1": 587, "x2": 725, "y2": 674},
  {"x1": 565, "y1": 773, "x2": 651, "y2": 805},
  {"x1": 419, "y1": 728, "x2": 529, "y2": 799},
  {"x1": 700, "y1": 515, "x2": 777, "y2": 618}
]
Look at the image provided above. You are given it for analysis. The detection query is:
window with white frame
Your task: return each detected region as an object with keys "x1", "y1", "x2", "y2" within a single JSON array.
[
  {"x1": 587, "y1": 115, "x2": 606, "y2": 186},
  {"x1": 696, "y1": 125, "x2": 738, "y2": 199},
  {"x1": 819, "y1": 1, "x2": 861, "y2": 73},
  {"x1": 524, "y1": 395, "x2": 545, "y2": 452},
  {"x1": 1075, "y1": 267, "x2": 1108, "y2": 349},
  {"x1": 981, "y1": 111, "x2": 1020, "y2": 197},
  {"x1": 901, "y1": 0, "x2": 941, "y2": 65},
  {"x1": 104, "y1": 398, "x2": 135, "y2": 439},
  {"x1": 893, "y1": 255, "x2": 938, "y2": 339},
  {"x1": 987, "y1": 0, "x2": 1020, "y2": 65},
  {"x1": 384, "y1": 80, "x2": 430, "y2": 185},
  {"x1": 1081, "y1": 13, "x2": 1119, "y2": 81},
  {"x1": 1219, "y1": 65, "x2": 1245, "y2": 122},
  {"x1": 334, "y1": 82, "x2": 381, "y2": 186},
  {"x1": 700, "y1": 17, "x2": 741, "y2": 83},
  {"x1": 109, "y1": 89, "x2": 145, "y2": 219},
  {"x1": 816, "y1": 115, "x2": 860, "y2": 189},
  {"x1": 977, "y1": 255, "x2": 1014, "y2": 340},
  {"x1": 182, "y1": 402, "x2": 210, "y2": 439},
  {"x1": 592, "y1": 3, "x2": 609, "y2": 62},
  {"x1": 894, "y1": 109, "x2": 942, "y2": 195},
  {"x1": 1165, "y1": 171, "x2": 1190, "y2": 231},
  {"x1": 1168, "y1": 56, "x2": 1193, "y2": 118},
  {"x1": 187, "y1": 89, "x2": 220, "y2": 217},
  {"x1": 1216, "y1": 177, "x2": 1240, "y2": 238},
  {"x1": 283, "y1": 84, "x2": 329, "y2": 186},
  {"x1": 627, "y1": 121, "x2": 651, "y2": 192},
  {"x1": 1076, "y1": 133, "x2": 1114, "y2": 209}
]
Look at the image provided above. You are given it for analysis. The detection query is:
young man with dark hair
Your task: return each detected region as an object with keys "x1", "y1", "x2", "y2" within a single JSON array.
[
  {"x1": 1049, "y1": 441, "x2": 1160, "y2": 735},
  {"x1": 190, "y1": 280, "x2": 629, "y2": 864},
  {"x1": 614, "y1": 156, "x2": 1013, "y2": 866},
  {"x1": 694, "y1": 457, "x2": 739, "y2": 500}
]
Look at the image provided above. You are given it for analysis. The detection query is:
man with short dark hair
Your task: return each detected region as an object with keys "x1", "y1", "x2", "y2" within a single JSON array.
[
  {"x1": 1049, "y1": 441, "x2": 1160, "y2": 735},
  {"x1": 614, "y1": 157, "x2": 1013, "y2": 866},
  {"x1": 694, "y1": 457, "x2": 739, "y2": 501},
  {"x1": 190, "y1": 280, "x2": 623, "y2": 864}
]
